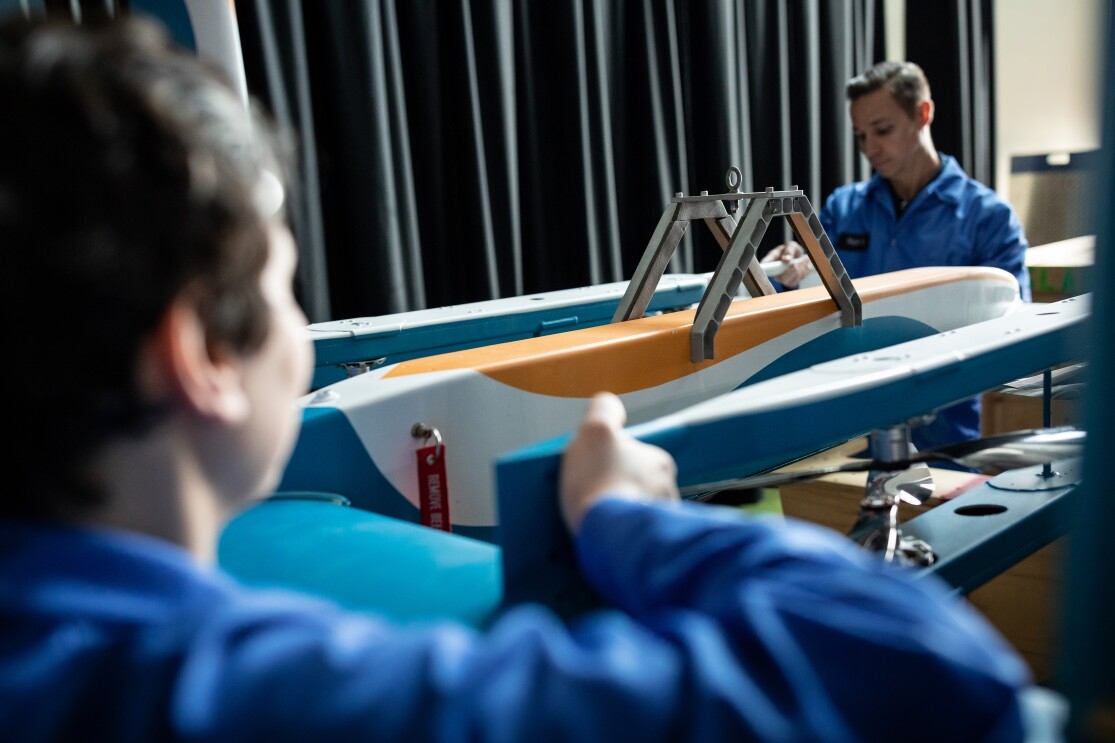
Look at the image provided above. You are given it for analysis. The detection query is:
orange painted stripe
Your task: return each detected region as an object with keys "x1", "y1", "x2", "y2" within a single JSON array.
[{"x1": 383, "y1": 267, "x2": 1014, "y2": 396}]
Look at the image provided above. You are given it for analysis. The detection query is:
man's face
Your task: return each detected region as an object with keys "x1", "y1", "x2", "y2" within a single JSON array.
[{"x1": 849, "y1": 88, "x2": 925, "y2": 181}]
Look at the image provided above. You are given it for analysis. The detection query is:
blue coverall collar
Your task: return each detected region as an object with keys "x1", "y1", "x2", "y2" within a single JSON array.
[
  {"x1": 864, "y1": 153, "x2": 964, "y2": 209},
  {"x1": 0, "y1": 518, "x2": 219, "y2": 620}
]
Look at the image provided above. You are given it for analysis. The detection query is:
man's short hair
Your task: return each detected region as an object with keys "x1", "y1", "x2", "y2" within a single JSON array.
[{"x1": 846, "y1": 61, "x2": 931, "y2": 120}]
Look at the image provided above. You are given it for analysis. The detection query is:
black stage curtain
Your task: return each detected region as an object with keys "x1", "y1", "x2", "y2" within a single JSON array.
[
  {"x1": 234, "y1": 2, "x2": 906, "y2": 321},
  {"x1": 906, "y1": 0, "x2": 996, "y2": 187}
]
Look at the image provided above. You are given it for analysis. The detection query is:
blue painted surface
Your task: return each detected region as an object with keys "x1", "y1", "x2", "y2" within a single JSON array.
[
  {"x1": 264, "y1": 307, "x2": 1052, "y2": 624},
  {"x1": 279, "y1": 407, "x2": 496, "y2": 543},
  {"x1": 219, "y1": 494, "x2": 502, "y2": 627},
  {"x1": 279, "y1": 406, "x2": 420, "y2": 523},
  {"x1": 739, "y1": 315, "x2": 936, "y2": 387},
  {"x1": 496, "y1": 302, "x2": 1089, "y2": 616},
  {"x1": 908, "y1": 463, "x2": 1078, "y2": 594},
  {"x1": 310, "y1": 284, "x2": 708, "y2": 390},
  {"x1": 286, "y1": 316, "x2": 942, "y2": 548}
]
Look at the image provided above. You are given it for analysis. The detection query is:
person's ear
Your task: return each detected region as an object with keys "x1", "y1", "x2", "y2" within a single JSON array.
[
  {"x1": 919, "y1": 99, "x2": 934, "y2": 128},
  {"x1": 147, "y1": 298, "x2": 251, "y2": 424}
]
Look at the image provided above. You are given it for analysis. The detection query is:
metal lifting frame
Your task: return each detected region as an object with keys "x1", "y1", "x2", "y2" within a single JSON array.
[{"x1": 613, "y1": 169, "x2": 862, "y2": 362}]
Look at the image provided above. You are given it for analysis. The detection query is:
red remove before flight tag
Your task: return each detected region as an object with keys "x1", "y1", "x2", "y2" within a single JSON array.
[{"x1": 417, "y1": 444, "x2": 451, "y2": 532}]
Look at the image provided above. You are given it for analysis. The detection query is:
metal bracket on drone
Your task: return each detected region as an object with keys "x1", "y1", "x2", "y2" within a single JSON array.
[{"x1": 612, "y1": 166, "x2": 862, "y2": 362}]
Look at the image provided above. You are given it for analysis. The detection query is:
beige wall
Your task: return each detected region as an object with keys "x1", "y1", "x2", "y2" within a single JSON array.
[
  {"x1": 994, "y1": 0, "x2": 1105, "y2": 198},
  {"x1": 883, "y1": 0, "x2": 1104, "y2": 202},
  {"x1": 885, "y1": 0, "x2": 905, "y2": 61}
]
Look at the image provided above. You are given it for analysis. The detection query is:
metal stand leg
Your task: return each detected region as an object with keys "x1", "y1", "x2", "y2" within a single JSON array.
[{"x1": 847, "y1": 425, "x2": 937, "y2": 566}]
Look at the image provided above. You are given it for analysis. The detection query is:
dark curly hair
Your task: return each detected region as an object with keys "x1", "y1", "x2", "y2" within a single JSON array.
[{"x1": 0, "y1": 16, "x2": 291, "y2": 517}]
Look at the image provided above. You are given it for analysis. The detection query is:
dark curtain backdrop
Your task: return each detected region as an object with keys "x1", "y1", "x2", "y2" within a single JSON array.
[
  {"x1": 906, "y1": 0, "x2": 996, "y2": 186},
  {"x1": 233, "y1": 1, "x2": 992, "y2": 323}
]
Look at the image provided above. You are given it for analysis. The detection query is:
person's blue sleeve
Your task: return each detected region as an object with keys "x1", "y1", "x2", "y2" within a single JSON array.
[
  {"x1": 971, "y1": 195, "x2": 1032, "y2": 301},
  {"x1": 173, "y1": 499, "x2": 1029, "y2": 742},
  {"x1": 819, "y1": 189, "x2": 842, "y2": 238},
  {"x1": 576, "y1": 499, "x2": 1031, "y2": 742},
  {"x1": 819, "y1": 186, "x2": 863, "y2": 252}
]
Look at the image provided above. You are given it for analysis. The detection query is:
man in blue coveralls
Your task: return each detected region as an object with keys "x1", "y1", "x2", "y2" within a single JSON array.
[
  {"x1": 768, "y1": 61, "x2": 1031, "y2": 452},
  {"x1": 0, "y1": 17, "x2": 1050, "y2": 742}
]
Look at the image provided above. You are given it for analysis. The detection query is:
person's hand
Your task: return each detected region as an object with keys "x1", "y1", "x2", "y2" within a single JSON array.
[
  {"x1": 559, "y1": 392, "x2": 679, "y2": 533},
  {"x1": 765, "y1": 241, "x2": 814, "y2": 289}
]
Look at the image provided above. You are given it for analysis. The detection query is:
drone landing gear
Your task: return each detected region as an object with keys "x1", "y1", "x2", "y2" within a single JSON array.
[{"x1": 847, "y1": 424, "x2": 938, "y2": 567}]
